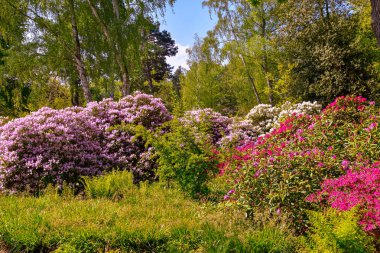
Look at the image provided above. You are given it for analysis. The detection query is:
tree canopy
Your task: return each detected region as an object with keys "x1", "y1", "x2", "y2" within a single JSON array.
[{"x1": 0, "y1": 0, "x2": 379, "y2": 116}]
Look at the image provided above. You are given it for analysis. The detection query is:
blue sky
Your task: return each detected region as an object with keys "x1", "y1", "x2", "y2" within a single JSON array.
[{"x1": 160, "y1": 0, "x2": 217, "y2": 69}]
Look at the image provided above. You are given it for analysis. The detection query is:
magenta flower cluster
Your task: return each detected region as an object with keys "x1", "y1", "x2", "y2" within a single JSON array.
[
  {"x1": 220, "y1": 96, "x2": 380, "y2": 233},
  {"x1": 308, "y1": 163, "x2": 380, "y2": 232},
  {"x1": 0, "y1": 92, "x2": 172, "y2": 192}
]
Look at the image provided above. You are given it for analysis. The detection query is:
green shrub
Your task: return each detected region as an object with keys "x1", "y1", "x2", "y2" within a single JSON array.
[
  {"x1": 300, "y1": 208, "x2": 376, "y2": 253},
  {"x1": 149, "y1": 118, "x2": 219, "y2": 197}
]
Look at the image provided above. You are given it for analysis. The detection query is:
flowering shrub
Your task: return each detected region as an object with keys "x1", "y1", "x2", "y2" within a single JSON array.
[
  {"x1": 308, "y1": 164, "x2": 380, "y2": 234},
  {"x1": 0, "y1": 92, "x2": 172, "y2": 192},
  {"x1": 179, "y1": 102, "x2": 321, "y2": 149},
  {"x1": 0, "y1": 107, "x2": 108, "y2": 193},
  {"x1": 244, "y1": 101, "x2": 321, "y2": 137},
  {"x1": 84, "y1": 92, "x2": 172, "y2": 183},
  {"x1": 221, "y1": 96, "x2": 379, "y2": 233},
  {"x1": 180, "y1": 108, "x2": 232, "y2": 145},
  {"x1": 277, "y1": 101, "x2": 321, "y2": 122},
  {"x1": 245, "y1": 104, "x2": 280, "y2": 134},
  {"x1": 84, "y1": 91, "x2": 172, "y2": 129},
  {"x1": 218, "y1": 119, "x2": 260, "y2": 148}
]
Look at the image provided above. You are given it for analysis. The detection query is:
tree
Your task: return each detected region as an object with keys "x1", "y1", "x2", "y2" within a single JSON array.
[
  {"x1": 249, "y1": 0, "x2": 380, "y2": 47},
  {"x1": 171, "y1": 66, "x2": 183, "y2": 97},
  {"x1": 277, "y1": 0, "x2": 380, "y2": 103},
  {"x1": 179, "y1": 0, "x2": 284, "y2": 113},
  {"x1": 204, "y1": 0, "x2": 262, "y2": 104},
  {"x1": 203, "y1": 0, "x2": 284, "y2": 105},
  {"x1": 182, "y1": 36, "x2": 238, "y2": 114},
  {"x1": 0, "y1": 0, "x2": 93, "y2": 104},
  {"x1": 0, "y1": 36, "x2": 31, "y2": 116},
  {"x1": 86, "y1": 0, "x2": 175, "y2": 96},
  {"x1": 140, "y1": 25, "x2": 178, "y2": 93},
  {"x1": 0, "y1": 0, "x2": 175, "y2": 108},
  {"x1": 371, "y1": 0, "x2": 380, "y2": 46},
  {"x1": 68, "y1": 0, "x2": 92, "y2": 102}
]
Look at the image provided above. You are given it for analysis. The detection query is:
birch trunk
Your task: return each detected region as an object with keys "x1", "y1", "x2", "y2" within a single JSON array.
[{"x1": 68, "y1": 0, "x2": 92, "y2": 102}]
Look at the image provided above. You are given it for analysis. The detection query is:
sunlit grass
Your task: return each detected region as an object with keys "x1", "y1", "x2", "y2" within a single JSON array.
[{"x1": 0, "y1": 171, "x2": 297, "y2": 252}]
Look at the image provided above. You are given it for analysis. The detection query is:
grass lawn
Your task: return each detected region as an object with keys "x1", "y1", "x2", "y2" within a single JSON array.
[{"x1": 0, "y1": 171, "x2": 296, "y2": 253}]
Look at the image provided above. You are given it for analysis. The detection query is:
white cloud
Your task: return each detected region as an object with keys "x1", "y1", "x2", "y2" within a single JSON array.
[{"x1": 166, "y1": 43, "x2": 190, "y2": 70}]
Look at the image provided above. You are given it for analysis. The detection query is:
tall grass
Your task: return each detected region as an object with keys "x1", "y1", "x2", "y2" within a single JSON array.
[{"x1": 0, "y1": 171, "x2": 297, "y2": 252}]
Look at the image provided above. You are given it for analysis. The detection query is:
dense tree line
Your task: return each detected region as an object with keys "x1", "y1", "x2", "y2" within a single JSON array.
[
  {"x1": 181, "y1": 0, "x2": 380, "y2": 114},
  {"x1": 0, "y1": 0, "x2": 177, "y2": 116},
  {"x1": 0, "y1": 0, "x2": 379, "y2": 117}
]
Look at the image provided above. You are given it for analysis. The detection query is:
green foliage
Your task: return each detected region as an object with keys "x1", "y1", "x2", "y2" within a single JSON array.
[
  {"x1": 206, "y1": 175, "x2": 233, "y2": 203},
  {"x1": 181, "y1": 59, "x2": 238, "y2": 115},
  {"x1": 246, "y1": 228, "x2": 297, "y2": 253},
  {"x1": 301, "y1": 208, "x2": 376, "y2": 253},
  {"x1": 0, "y1": 0, "x2": 177, "y2": 109},
  {"x1": 154, "y1": 78, "x2": 183, "y2": 115},
  {"x1": 1, "y1": 0, "x2": 379, "y2": 116},
  {"x1": 277, "y1": 0, "x2": 380, "y2": 103},
  {"x1": 186, "y1": 0, "x2": 380, "y2": 112},
  {"x1": 0, "y1": 77, "x2": 31, "y2": 117},
  {"x1": 149, "y1": 118, "x2": 219, "y2": 197},
  {"x1": 82, "y1": 170, "x2": 135, "y2": 200}
]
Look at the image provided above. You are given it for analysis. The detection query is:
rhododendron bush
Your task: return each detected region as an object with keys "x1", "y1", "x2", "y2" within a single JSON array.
[
  {"x1": 0, "y1": 92, "x2": 172, "y2": 192},
  {"x1": 308, "y1": 163, "x2": 380, "y2": 233},
  {"x1": 84, "y1": 92, "x2": 172, "y2": 130},
  {"x1": 180, "y1": 108, "x2": 232, "y2": 145},
  {"x1": 221, "y1": 96, "x2": 380, "y2": 233},
  {"x1": 84, "y1": 92, "x2": 172, "y2": 183},
  {"x1": 181, "y1": 102, "x2": 321, "y2": 149},
  {"x1": 245, "y1": 101, "x2": 321, "y2": 136},
  {"x1": 0, "y1": 107, "x2": 107, "y2": 193}
]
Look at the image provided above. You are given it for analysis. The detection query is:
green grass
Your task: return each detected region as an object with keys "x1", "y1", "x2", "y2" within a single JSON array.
[
  {"x1": 0, "y1": 171, "x2": 297, "y2": 252},
  {"x1": 1, "y1": 170, "x2": 375, "y2": 252}
]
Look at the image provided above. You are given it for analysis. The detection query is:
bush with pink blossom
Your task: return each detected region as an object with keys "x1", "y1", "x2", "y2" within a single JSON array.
[
  {"x1": 308, "y1": 163, "x2": 380, "y2": 235},
  {"x1": 180, "y1": 108, "x2": 232, "y2": 145},
  {"x1": 244, "y1": 101, "x2": 321, "y2": 136},
  {"x1": 178, "y1": 102, "x2": 321, "y2": 149},
  {"x1": 220, "y1": 96, "x2": 380, "y2": 233},
  {"x1": 84, "y1": 91, "x2": 172, "y2": 129},
  {"x1": 0, "y1": 107, "x2": 108, "y2": 193},
  {"x1": 84, "y1": 92, "x2": 172, "y2": 183},
  {"x1": 217, "y1": 101, "x2": 321, "y2": 148},
  {"x1": 0, "y1": 92, "x2": 172, "y2": 192},
  {"x1": 218, "y1": 119, "x2": 261, "y2": 148}
]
